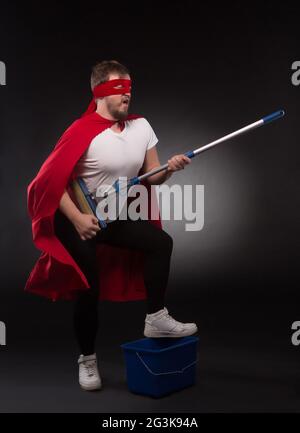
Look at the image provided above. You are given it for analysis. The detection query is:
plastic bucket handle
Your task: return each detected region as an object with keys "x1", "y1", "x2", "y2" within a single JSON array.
[{"x1": 135, "y1": 352, "x2": 199, "y2": 376}]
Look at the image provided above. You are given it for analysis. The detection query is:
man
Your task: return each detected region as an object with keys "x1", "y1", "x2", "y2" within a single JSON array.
[{"x1": 26, "y1": 60, "x2": 198, "y2": 391}]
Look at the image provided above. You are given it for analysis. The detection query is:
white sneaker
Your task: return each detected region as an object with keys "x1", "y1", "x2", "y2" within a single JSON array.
[
  {"x1": 78, "y1": 353, "x2": 102, "y2": 391},
  {"x1": 144, "y1": 307, "x2": 198, "y2": 338}
]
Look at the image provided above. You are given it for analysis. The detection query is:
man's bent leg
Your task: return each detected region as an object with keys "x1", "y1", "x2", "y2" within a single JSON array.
[{"x1": 97, "y1": 218, "x2": 173, "y2": 314}]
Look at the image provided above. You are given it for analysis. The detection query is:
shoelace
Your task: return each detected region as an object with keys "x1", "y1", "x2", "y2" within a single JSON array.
[
  {"x1": 165, "y1": 313, "x2": 177, "y2": 323},
  {"x1": 83, "y1": 361, "x2": 97, "y2": 377},
  {"x1": 147, "y1": 309, "x2": 182, "y2": 327},
  {"x1": 150, "y1": 309, "x2": 177, "y2": 323}
]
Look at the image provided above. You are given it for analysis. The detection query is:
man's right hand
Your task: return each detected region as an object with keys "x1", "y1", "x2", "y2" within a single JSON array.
[{"x1": 73, "y1": 213, "x2": 101, "y2": 241}]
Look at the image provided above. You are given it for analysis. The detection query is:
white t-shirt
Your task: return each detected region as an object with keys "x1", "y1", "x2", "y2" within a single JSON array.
[{"x1": 75, "y1": 117, "x2": 158, "y2": 199}]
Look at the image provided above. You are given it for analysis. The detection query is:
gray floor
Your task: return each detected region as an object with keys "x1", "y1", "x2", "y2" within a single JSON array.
[{"x1": 0, "y1": 293, "x2": 299, "y2": 413}]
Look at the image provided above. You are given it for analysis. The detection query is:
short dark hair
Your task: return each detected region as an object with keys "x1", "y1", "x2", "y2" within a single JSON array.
[{"x1": 90, "y1": 60, "x2": 130, "y2": 90}]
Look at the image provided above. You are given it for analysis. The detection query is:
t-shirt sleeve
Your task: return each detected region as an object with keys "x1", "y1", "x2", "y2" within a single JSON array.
[{"x1": 143, "y1": 118, "x2": 159, "y2": 150}]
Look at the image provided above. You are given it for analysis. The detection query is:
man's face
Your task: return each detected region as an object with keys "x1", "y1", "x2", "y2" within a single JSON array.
[{"x1": 104, "y1": 73, "x2": 131, "y2": 121}]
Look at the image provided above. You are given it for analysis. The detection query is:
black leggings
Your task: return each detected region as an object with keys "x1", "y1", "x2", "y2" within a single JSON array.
[{"x1": 53, "y1": 209, "x2": 173, "y2": 355}]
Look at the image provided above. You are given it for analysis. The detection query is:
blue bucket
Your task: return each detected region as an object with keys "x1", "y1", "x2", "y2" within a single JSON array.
[{"x1": 121, "y1": 336, "x2": 199, "y2": 398}]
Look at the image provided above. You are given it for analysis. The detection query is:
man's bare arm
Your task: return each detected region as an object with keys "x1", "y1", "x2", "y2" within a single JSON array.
[
  {"x1": 140, "y1": 146, "x2": 191, "y2": 185},
  {"x1": 58, "y1": 189, "x2": 100, "y2": 240},
  {"x1": 59, "y1": 189, "x2": 82, "y2": 224}
]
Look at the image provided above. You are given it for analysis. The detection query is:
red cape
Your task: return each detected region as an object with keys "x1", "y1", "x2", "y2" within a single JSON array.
[{"x1": 25, "y1": 111, "x2": 162, "y2": 301}]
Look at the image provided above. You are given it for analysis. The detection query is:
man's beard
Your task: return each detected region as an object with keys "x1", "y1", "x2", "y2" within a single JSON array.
[{"x1": 107, "y1": 101, "x2": 129, "y2": 121}]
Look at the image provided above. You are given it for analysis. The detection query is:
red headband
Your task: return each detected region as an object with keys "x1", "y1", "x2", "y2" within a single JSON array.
[{"x1": 82, "y1": 78, "x2": 132, "y2": 117}]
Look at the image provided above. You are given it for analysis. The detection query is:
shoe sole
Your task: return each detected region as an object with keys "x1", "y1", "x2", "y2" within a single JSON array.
[
  {"x1": 144, "y1": 327, "x2": 198, "y2": 338},
  {"x1": 80, "y1": 382, "x2": 102, "y2": 391}
]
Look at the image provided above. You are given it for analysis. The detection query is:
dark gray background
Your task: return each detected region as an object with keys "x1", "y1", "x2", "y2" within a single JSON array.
[{"x1": 0, "y1": 1, "x2": 299, "y2": 412}]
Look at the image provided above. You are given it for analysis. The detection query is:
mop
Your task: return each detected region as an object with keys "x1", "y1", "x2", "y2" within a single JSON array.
[{"x1": 71, "y1": 109, "x2": 285, "y2": 226}]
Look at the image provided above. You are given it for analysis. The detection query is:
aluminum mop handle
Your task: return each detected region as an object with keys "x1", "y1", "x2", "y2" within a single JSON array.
[
  {"x1": 135, "y1": 109, "x2": 285, "y2": 184},
  {"x1": 75, "y1": 110, "x2": 285, "y2": 216},
  {"x1": 105, "y1": 110, "x2": 285, "y2": 197}
]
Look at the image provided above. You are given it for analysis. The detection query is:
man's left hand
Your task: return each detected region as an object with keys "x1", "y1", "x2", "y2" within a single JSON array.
[{"x1": 167, "y1": 154, "x2": 191, "y2": 172}]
